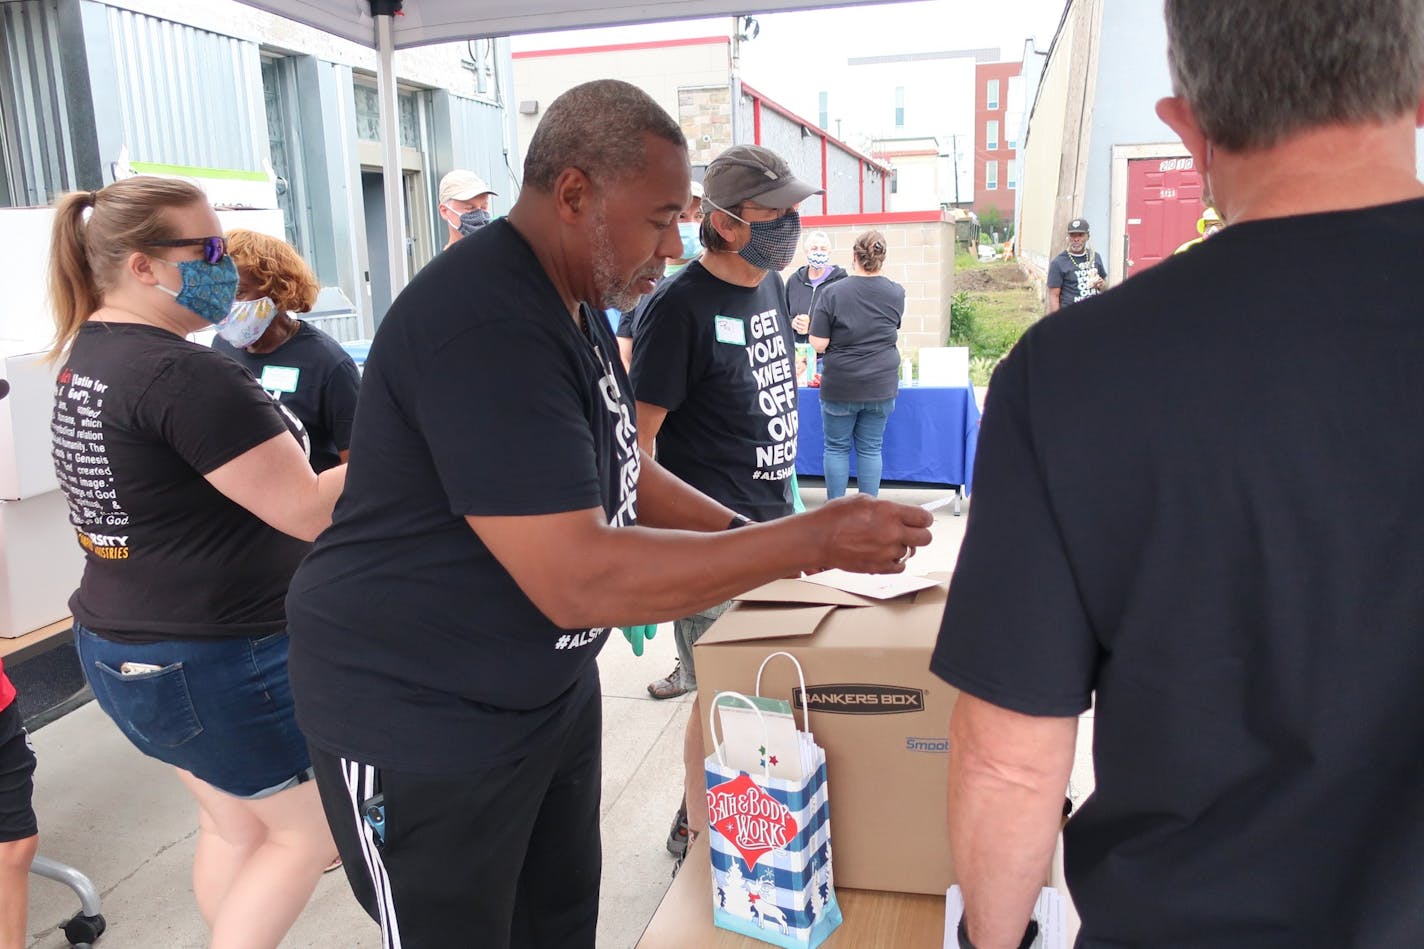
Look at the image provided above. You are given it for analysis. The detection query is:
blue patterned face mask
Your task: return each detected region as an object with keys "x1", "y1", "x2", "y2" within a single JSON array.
[
  {"x1": 677, "y1": 221, "x2": 701, "y2": 260},
  {"x1": 806, "y1": 249, "x2": 831, "y2": 268},
  {"x1": 153, "y1": 256, "x2": 240, "y2": 324}
]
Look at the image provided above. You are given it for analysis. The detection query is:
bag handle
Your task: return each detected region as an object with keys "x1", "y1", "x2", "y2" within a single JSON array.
[
  {"x1": 755, "y1": 651, "x2": 811, "y2": 733},
  {"x1": 709, "y1": 690, "x2": 772, "y2": 782}
]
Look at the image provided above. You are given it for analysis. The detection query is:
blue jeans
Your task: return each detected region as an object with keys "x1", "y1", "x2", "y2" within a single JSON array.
[
  {"x1": 821, "y1": 398, "x2": 896, "y2": 499},
  {"x1": 75, "y1": 625, "x2": 312, "y2": 798}
]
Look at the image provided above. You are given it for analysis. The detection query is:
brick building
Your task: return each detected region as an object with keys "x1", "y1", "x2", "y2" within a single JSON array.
[{"x1": 973, "y1": 59, "x2": 1022, "y2": 228}]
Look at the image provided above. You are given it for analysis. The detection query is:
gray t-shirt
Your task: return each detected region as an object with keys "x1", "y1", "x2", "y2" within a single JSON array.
[{"x1": 809, "y1": 274, "x2": 904, "y2": 403}]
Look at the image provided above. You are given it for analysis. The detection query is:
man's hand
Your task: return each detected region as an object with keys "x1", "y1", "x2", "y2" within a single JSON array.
[
  {"x1": 791, "y1": 313, "x2": 811, "y2": 335},
  {"x1": 809, "y1": 496, "x2": 934, "y2": 574}
]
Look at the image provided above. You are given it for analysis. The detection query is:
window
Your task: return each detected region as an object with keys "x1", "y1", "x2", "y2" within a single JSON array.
[
  {"x1": 818, "y1": 91, "x2": 829, "y2": 131},
  {"x1": 354, "y1": 82, "x2": 422, "y2": 147},
  {"x1": 986, "y1": 78, "x2": 1000, "y2": 110},
  {"x1": 895, "y1": 86, "x2": 905, "y2": 129},
  {"x1": 1007, "y1": 161, "x2": 1017, "y2": 191},
  {"x1": 985, "y1": 160, "x2": 998, "y2": 190},
  {"x1": 1007, "y1": 133, "x2": 1017, "y2": 151},
  {"x1": 986, "y1": 120, "x2": 999, "y2": 151}
]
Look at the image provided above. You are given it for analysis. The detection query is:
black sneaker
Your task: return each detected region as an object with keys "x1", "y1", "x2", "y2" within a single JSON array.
[{"x1": 666, "y1": 803, "x2": 689, "y2": 857}]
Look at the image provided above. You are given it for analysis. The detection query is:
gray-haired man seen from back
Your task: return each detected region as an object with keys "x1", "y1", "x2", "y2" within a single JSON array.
[{"x1": 930, "y1": 2, "x2": 1424, "y2": 946}]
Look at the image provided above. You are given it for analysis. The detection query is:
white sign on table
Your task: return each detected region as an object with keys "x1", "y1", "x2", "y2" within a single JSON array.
[{"x1": 916, "y1": 346, "x2": 971, "y2": 387}]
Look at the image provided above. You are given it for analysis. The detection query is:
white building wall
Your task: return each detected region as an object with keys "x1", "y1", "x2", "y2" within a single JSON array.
[{"x1": 511, "y1": 42, "x2": 730, "y2": 168}]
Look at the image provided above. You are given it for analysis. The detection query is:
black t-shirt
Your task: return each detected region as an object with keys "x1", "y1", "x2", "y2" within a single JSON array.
[
  {"x1": 786, "y1": 265, "x2": 848, "y2": 344},
  {"x1": 1046, "y1": 249, "x2": 1106, "y2": 307},
  {"x1": 285, "y1": 220, "x2": 639, "y2": 774},
  {"x1": 931, "y1": 199, "x2": 1424, "y2": 945},
  {"x1": 630, "y1": 260, "x2": 796, "y2": 521},
  {"x1": 213, "y1": 321, "x2": 361, "y2": 472},
  {"x1": 50, "y1": 323, "x2": 310, "y2": 643},
  {"x1": 809, "y1": 274, "x2": 904, "y2": 403}
]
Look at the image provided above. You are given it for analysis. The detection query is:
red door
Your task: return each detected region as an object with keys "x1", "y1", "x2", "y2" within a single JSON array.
[{"x1": 1124, "y1": 157, "x2": 1205, "y2": 278}]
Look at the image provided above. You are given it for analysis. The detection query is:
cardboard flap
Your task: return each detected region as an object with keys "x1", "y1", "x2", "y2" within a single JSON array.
[
  {"x1": 696, "y1": 603, "x2": 838, "y2": 645},
  {"x1": 734, "y1": 578, "x2": 879, "y2": 608}
]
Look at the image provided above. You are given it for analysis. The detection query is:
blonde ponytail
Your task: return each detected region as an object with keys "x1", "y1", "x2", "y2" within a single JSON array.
[
  {"x1": 46, "y1": 177, "x2": 208, "y2": 362},
  {"x1": 48, "y1": 191, "x2": 102, "y2": 362}
]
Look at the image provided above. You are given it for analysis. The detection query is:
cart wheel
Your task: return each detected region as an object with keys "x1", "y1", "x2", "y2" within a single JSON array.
[{"x1": 61, "y1": 912, "x2": 106, "y2": 946}]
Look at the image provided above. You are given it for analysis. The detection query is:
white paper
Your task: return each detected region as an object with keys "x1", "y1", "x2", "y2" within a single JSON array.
[
  {"x1": 943, "y1": 886, "x2": 1067, "y2": 949},
  {"x1": 716, "y1": 701, "x2": 806, "y2": 781},
  {"x1": 916, "y1": 346, "x2": 971, "y2": 387},
  {"x1": 921, "y1": 496, "x2": 959, "y2": 512},
  {"x1": 800, "y1": 569, "x2": 940, "y2": 601}
]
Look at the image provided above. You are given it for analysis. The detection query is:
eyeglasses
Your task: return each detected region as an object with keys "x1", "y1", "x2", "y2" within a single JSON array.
[{"x1": 148, "y1": 236, "x2": 228, "y2": 265}]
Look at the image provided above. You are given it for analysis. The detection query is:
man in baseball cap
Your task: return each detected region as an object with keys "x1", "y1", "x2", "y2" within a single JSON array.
[
  {"x1": 437, "y1": 169, "x2": 498, "y2": 250},
  {"x1": 1047, "y1": 216, "x2": 1108, "y2": 312},
  {"x1": 629, "y1": 144, "x2": 822, "y2": 867}
]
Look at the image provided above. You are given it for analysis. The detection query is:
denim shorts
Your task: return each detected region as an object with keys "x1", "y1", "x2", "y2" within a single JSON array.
[{"x1": 75, "y1": 625, "x2": 312, "y2": 799}]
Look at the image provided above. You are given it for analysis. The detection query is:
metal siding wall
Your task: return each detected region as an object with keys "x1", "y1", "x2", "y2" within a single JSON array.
[
  {"x1": 826, "y1": 148, "x2": 860, "y2": 214},
  {"x1": 1, "y1": 0, "x2": 80, "y2": 204},
  {"x1": 104, "y1": 7, "x2": 265, "y2": 171},
  {"x1": 449, "y1": 93, "x2": 514, "y2": 197}
]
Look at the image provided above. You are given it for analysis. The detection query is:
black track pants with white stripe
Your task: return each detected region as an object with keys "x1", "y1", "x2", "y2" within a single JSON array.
[{"x1": 308, "y1": 687, "x2": 602, "y2": 949}]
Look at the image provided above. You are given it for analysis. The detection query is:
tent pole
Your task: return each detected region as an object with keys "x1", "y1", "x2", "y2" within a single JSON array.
[{"x1": 376, "y1": 12, "x2": 409, "y2": 303}]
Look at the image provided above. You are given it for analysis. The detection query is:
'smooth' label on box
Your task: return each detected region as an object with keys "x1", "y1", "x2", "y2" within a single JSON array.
[{"x1": 793, "y1": 684, "x2": 925, "y2": 714}]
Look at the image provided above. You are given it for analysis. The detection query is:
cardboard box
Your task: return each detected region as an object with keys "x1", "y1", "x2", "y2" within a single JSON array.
[{"x1": 695, "y1": 575, "x2": 957, "y2": 895}]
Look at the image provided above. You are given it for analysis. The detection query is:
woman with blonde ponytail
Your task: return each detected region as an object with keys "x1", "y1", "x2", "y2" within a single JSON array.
[{"x1": 46, "y1": 177, "x2": 344, "y2": 947}]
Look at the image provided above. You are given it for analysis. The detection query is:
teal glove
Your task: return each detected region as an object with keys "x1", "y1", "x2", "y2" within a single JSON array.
[
  {"x1": 621, "y1": 624, "x2": 658, "y2": 656},
  {"x1": 789, "y1": 472, "x2": 807, "y2": 514}
]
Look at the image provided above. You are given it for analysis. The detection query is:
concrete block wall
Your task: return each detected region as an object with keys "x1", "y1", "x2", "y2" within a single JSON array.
[
  {"x1": 678, "y1": 84, "x2": 733, "y2": 167},
  {"x1": 784, "y1": 219, "x2": 955, "y2": 354}
]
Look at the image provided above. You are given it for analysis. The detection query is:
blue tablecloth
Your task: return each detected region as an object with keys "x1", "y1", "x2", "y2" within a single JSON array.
[{"x1": 796, "y1": 385, "x2": 980, "y2": 492}]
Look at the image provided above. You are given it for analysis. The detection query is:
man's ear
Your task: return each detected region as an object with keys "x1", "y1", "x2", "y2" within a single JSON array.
[
  {"x1": 708, "y1": 207, "x2": 742, "y2": 246},
  {"x1": 1414, "y1": 87, "x2": 1424, "y2": 128},
  {"x1": 553, "y1": 168, "x2": 593, "y2": 224},
  {"x1": 1156, "y1": 95, "x2": 1209, "y2": 170}
]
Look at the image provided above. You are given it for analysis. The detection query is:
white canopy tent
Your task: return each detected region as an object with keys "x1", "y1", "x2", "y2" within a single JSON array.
[{"x1": 231, "y1": 0, "x2": 897, "y2": 297}]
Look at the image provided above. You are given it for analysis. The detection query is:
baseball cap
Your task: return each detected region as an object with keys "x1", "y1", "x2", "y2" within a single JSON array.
[
  {"x1": 1067, "y1": 218, "x2": 1090, "y2": 233},
  {"x1": 690, "y1": 180, "x2": 704, "y2": 199},
  {"x1": 703, "y1": 145, "x2": 823, "y2": 210},
  {"x1": 439, "y1": 169, "x2": 496, "y2": 204}
]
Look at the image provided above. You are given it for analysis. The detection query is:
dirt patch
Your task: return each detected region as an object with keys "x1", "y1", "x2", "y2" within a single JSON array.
[{"x1": 955, "y1": 262, "x2": 1031, "y2": 292}]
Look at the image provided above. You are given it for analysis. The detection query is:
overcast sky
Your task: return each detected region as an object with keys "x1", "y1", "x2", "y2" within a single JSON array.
[{"x1": 515, "y1": 1, "x2": 1069, "y2": 111}]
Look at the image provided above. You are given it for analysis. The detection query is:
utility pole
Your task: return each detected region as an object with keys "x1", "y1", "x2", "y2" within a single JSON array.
[{"x1": 949, "y1": 134, "x2": 961, "y2": 205}]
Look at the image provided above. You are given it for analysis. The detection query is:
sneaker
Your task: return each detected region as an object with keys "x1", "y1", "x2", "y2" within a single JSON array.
[
  {"x1": 647, "y1": 660, "x2": 693, "y2": 700},
  {"x1": 671, "y1": 828, "x2": 698, "y2": 879},
  {"x1": 666, "y1": 803, "x2": 690, "y2": 858}
]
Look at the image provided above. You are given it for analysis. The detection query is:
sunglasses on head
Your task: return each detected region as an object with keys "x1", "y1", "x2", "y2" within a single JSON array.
[{"x1": 148, "y1": 236, "x2": 228, "y2": 265}]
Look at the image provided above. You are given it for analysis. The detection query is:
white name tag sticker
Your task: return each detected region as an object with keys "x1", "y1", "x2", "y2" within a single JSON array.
[
  {"x1": 259, "y1": 365, "x2": 301, "y2": 394},
  {"x1": 713, "y1": 316, "x2": 747, "y2": 346}
]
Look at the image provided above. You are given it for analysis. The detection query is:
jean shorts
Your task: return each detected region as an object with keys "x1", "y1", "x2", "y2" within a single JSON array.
[{"x1": 75, "y1": 624, "x2": 312, "y2": 799}]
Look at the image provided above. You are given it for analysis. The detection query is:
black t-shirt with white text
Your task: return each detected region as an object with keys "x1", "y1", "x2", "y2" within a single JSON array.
[
  {"x1": 213, "y1": 321, "x2": 360, "y2": 472},
  {"x1": 932, "y1": 199, "x2": 1424, "y2": 945},
  {"x1": 50, "y1": 323, "x2": 310, "y2": 643},
  {"x1": 286, "y1": 220, "x2": 639, "y2": 773},
  {"x1": 809, "y1": 274, "x2": 904, "y2": 403},
  {"x1": 1046, "y1": 249, "x2": 1106, "y2": 307},
  {"x1": 630, "y1": 261, "x2": 796, "y2": 521}
]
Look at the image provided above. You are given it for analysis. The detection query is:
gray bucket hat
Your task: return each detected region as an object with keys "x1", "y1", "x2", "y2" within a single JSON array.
[{"x1": 703, "y1": 145, "x2": 823, "y2": 210}]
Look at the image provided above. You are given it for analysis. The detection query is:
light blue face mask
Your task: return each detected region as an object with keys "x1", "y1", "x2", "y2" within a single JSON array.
[
  {"x1": 677, "y1": 220, "x2": 701, "y2": 260},
  {"x1": 153, "y1": 256, "x2": 240, "y2": 324}
]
